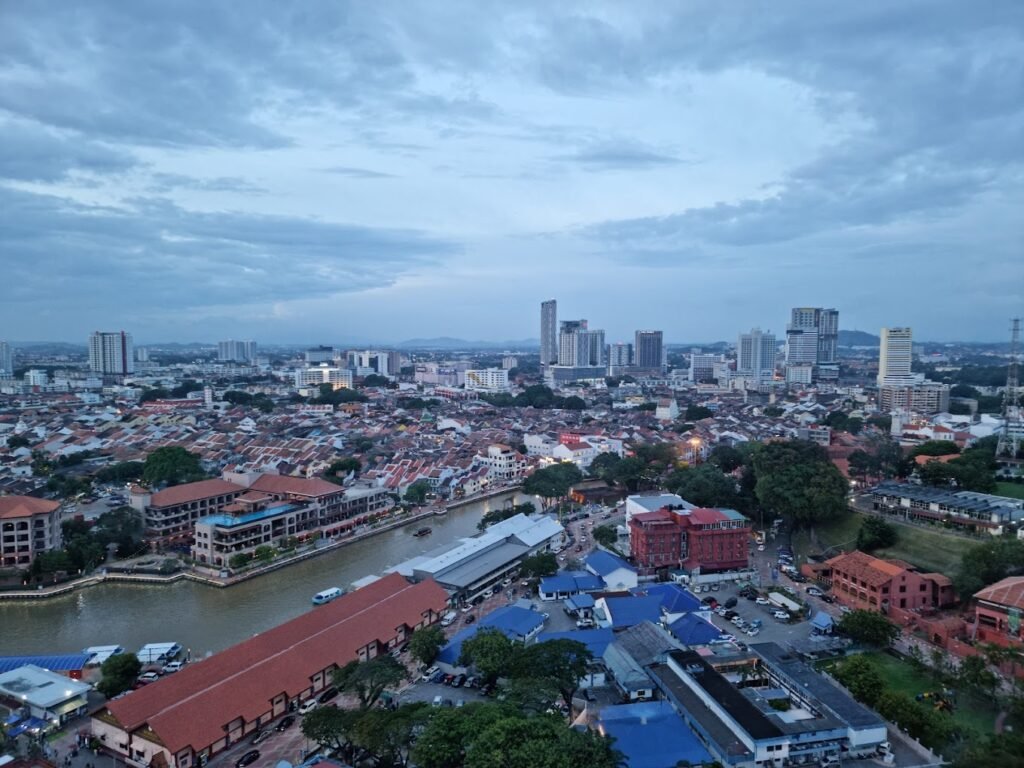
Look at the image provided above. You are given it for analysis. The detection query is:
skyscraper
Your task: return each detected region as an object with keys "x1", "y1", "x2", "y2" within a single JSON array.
[
  {"x1": 608, "y1": 342, "x2": 633, "y2": 368},
  {"x1": 737, "y1": 328, "x2": 776, "y2": 383},
  {"x1": 218, "y1": 340, "x2": 257, "y2": 363},
  {"x1": 558, "y1": 319, "x2": 588, "y2": 366},
  {"x1": 88, "y1": 331, "x2": 134, "y2": 376},
  {"x1": 634, "y1": 330, "x2": 664, "y2": 370},
  {"x1": 0, "y1": 341, "x2": 12, "y2": 376},
  {"x1": 785, "y1": 307, "x2": 839, "y2": 382},
  {"x1": 540, "y1": 300, "x2": 558, "y2": 366},
  {"x1": 878, "y1": 327, "x2": 914, "y2": 385}
]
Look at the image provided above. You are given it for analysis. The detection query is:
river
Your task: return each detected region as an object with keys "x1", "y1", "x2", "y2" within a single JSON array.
[{"x1": 0, "y1": 492, "x2": 532, "y2": 657}]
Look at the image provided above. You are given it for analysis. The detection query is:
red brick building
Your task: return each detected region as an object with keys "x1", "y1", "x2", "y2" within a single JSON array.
[
  {"x1": 629, "y1": 506, "x2": 750, "y2": 575},
  {"x1": 819, "y1": 550, "x2": 955, "y2": 612}
]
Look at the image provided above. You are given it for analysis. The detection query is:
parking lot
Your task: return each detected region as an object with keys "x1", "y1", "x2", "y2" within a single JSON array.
[{"x1": 699, "y1": 582, "x2": 817, "y2": 647}]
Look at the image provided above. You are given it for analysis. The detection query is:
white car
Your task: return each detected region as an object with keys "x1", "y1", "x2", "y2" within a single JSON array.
[
  {"x1": 137, "y1": 671, "x2": 160, "y2": 684},
  {"x1": 421, "y1": 665, "x2": 439, "y2": 681},
  {"x1": 298, "y1": 698, "x2": 318, "y2": 715},
  {"x1": 745, "y1": 627, "x2": 760, "y2": 637},
  {"x1": 757, "y1": 544, "x2": 765, "y2": 551},
  {"x1": 755, "y1": 597, "x2": 771, "y2": 606},
  {"x1": 772, "y1": 610, "x2": 790, "y2": 621},
  {"x1": 162, "y1": 661, "x2": 184, "y2": 674}
]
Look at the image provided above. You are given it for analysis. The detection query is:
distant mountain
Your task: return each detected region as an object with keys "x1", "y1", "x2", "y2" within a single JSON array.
[
  {"x1": 839, "y1": 330, "x2": 880, "y2": 347},
  {"x1": 397, "y1": 337, "x2": 540, "y2": 350}
]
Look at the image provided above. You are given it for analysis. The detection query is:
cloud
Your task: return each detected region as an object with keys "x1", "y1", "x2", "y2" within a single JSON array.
[
  {"x1": 550, "y1": 140, "x2": 689, "y2": 170},
  {"x1": 145, "y1": 173, "x2": 269, "y2": 194},
  {"x1": 319, "y1": 166, "x2": 397, "y2": 179},
  {"x1": 0, "y1": 119, "x2": 138, "y2": 182}
]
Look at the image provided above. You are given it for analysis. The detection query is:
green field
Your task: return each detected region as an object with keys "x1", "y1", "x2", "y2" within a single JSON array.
[
  {"x1": 996, "y1": 482, "x2": 1024, "y2": 500},
  {"x1": 795, "y1": 511, "x2": 978, "y2": 574}
]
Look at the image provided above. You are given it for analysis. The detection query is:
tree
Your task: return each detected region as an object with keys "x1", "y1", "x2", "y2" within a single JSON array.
[
  {"x1": 97, "y1": 653, "x2": 142, "y2": 698},
  {"x1": 94, "y1": 460, "x2": 145, "y2": 483},
  {"x1": 362, "y1": 374, "x2": 393, "y2": 388},
  {"x1": 665, "y1": 465, "x2": 739, "y2": 508},
  {"x1": 685, "y1": 404, "x2": 713, "y2": 421},
  {"x1": 836, "y1": 610, "x2": 899, "y2": 647},
  {"x1": 956, "y1": 654, "x2": 998, "y2": 697},
  {"x1": 514, "y1": 639, "x2": 592, "y2": 705},
  {"x1": 408, "y1": 625, "x2": 446, "y2": 668},
  {"x1": 459, "y1": 628, "x2": 517, "y2": 683},
  {"x1": 856, "y1": 517, "x2": 898, "y2": 552},
  {"x1": 708, "y1": 444, "x2": 744, "y2": 473},
  {"x1": 350, "y1": 704, "x2": 430, "y2": 768},
  {"x1": 223, "y1": 390, "x2": 254, "y2": 406},
  {"x1": 6, "y1": 434, "x2": 30, "y2": 450},
  {"x1": 93, "y1": 506, "x2": 144, "y2": 558},
  {"x1": 522, "y1": 463, "x2": 583, "y2": 505},
  {"x1": 254, "y1": 545, "x2": 275, "y2": 563},
  {"x1": 142, "y1": 446, "x2": 205, "y2": 487},
  {"x1": 749, "y1": 441, "x2": 849, "y2": 529},
  {"x1": 911, "y1": 440, "x2": 961, "y2": 458},
  {"x1": 593, "y1": 524, "x2": 617, "y2": 548},
  {"x1": 833, "y1": 654, "x2": 885, "y2": 707},
  {"x1": 301, "y1": 706, "x2": 360, "y2": 752},
  {"x1": 404, "y1": 480, "x2": 432, "y2": 505},
  {"x1": 464, "y1": 714, "x2": 623, "y2": 768},
  {"x1": 327, "y1": 456, "x2": 361, "y2": 479},
  {"x1": 518, "y1": 551, "x2": 558, "y2": 579},
  {"x1": 229, "y1": 552, "x2": 253, "y2": 569},
  {"x1": 954, "y1": 537, "x2": 1024, "y2": 597},
  {"x1": 411, "y1": 702, "x2": 513, "y2": 768},
  {"x1": 562, "y1": 395, "x2": 586, "y2": 411},
  {"x1": 478, "y1": 502, "x2": 536, "y2": 531},
  {"x1": 334, "y1": 655, "x2": 407, "y2": 710}
]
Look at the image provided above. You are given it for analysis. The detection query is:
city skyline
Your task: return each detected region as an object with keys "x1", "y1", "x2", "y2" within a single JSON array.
[{"x1": 1, "y1": 3, "x2": 1022, "y2": 343}]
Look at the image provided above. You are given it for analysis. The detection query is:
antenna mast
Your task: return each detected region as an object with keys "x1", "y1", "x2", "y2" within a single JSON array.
[{"x1": 996, "y1": 317, "x2": 1022, "y2": 460}]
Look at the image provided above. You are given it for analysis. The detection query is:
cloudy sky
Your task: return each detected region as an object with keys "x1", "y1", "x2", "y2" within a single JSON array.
[{"x1": 1, "y1": 1, "x2": 1022, "y2": 345}]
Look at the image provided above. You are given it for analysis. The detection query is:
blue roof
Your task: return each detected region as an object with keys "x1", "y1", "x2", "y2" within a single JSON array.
[
  {"x1": 536, "y1": 628, "x2": 615, "y2": 657},
  {"x1": 602, "y1": 595, "x2": 664, "y2": 629},
  {"x1": 540, "y1": 570, "x2": 604, "y2": 594},
  {"x1": 667, "y1": 613, "x2": 723, "y2": 646},
  {"x1": 630, "y1": 583, "x2": 701, "y2": 614},
  {"x1": 0, "y1": 654, "x2": 91, "y2": 674},
  {"x1": 599, "y1": 701, "x2": 712, "y2": 768},
  {"x1": 811, "y1": 611, "x2": 834, "y2": 630},
  {"x1": 586, "y1": 550, "x2": 634, "y2": 578},
  {"x1": 437, "y1": 606, "x2": 545, "y2": 666},
  {"x1": 565, "y1": 593, "x2": 596, "y2": 611}
]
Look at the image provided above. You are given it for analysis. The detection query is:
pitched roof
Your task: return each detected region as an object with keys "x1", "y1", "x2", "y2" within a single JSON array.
[
  {"x1": 975, "y1": 576, "x2": 1024, "y2": 611},
  {"x1": 0, "y1": 496, "x2": 59, "y2": 519},
  {"x1": 825, "y1": 550, "x2": 911, "y2": 587},
  {"x1": 104, "y1": 573, "x2": 446, "y2": 755},
  {"x1": 250, "y1": 474, "x2": 344, "y2": 497},
  {"x1": 149, "y1": 478, "x2": 243, "y2": 508}
]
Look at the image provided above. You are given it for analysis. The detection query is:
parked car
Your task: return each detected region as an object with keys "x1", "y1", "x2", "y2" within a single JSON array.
[
  {"x1": 465, "y1": 614, "x2": 476, "y2": 625},
  {"x1": 701, "y1": 596, "x2": 716, "y2": 605},
  {"x1": 746, "y1": 627, "x2": 761, "y2": 637},
  {"x1": 236, "y1": 751, "x2": 260, "y2": 768},
  {"x1": 724, "y1": 597, "x2": 738, "y2": 609},
  {"x1": 251, "y1": 730, "x2": 270, "y2": 745},
  {"x1": 806, "y1": 587, "x2": 823, "y2": 597},
  {"x1": 723, "y1": 610, "x2": 738, "y2": 620},
  {"x1": 432, "y1": 695, "x2": 444, "y2": 707},
  {"x1": 772, "y1": 610, "x2": 790, "y2": 621},
  {"x1": 421, "y1": 665, "x2": 439, "y2": 681},
  {"x1": 757, "y1": 544, "x2": 765, "y2": 551},
  {"x1": 820, "y1": 594, "x2": 835, "y2": 604},
  {"x1": 276, "y1": 715, "x2": 295, "y2": 731},
  {"x1": 318, "y1": 686, "x2": 338, "y2": 704},
  {"x1": 442, "y1": 674, "x2": 455, "y2": 686},
  {"x1": 162, "y1": 661, "x2": 184, "y2": 674},
  {"x1": 429, "y1": 670, "x2": 445, "y2": 684},
  {"x1": 452, "y1": 674, "x2": 467, "y2": 688},
  {"x1": 137, "y1": 671, "x2": 160, "y2": 684},
  {"x1": 755, "y1": 597, "x2": 771, "y2": 606},
  {"x1": 298, "y1": 698, "x2": 318, "y2": 715},
  {"x1": 709, "y1": 583, "x2": 720, "y2": 591}
]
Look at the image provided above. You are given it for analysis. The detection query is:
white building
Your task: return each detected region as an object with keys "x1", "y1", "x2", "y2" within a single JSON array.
[
  {"x1": 218, "y1": 340, "x2": 257, "y2": 362},
  {"x1": 688, "y1": 353, "x2": 719, "y2": 383},
  {"x1": 541, "y1": 299, "x2": 558, "y2": 367},
  {"x1": 89, "y1": 331, "x2": 134, "y2": 376},
  {"x1": 0, "y1": 665, "x2": 90, "y2": 727},
  {"x1": 294, "y1": 364, "x2": 354, "y2": 389},
  {"x1": 477, "y1": 444, "x2": 528, "y2": 481},
  {"x1": 0, "y1": 341, "x2": 12, "y2": 376},
  {"x1": 655, "y1": 399, "x2": 679, "y2": 421},
  {"x1": 502, "y1": 356, "x2": 518, "y2": 370},
  {"x1": 878, "y1": 327, "x2": 914, "y2": 385},
  {"x1": 347, "y1": 350, "x2": 394, "y2": 378},
  {"x1": 737, "y1": 328, "x2": 776, "y2": 384},
  {"x1": 464, "y1": 368, "x2": 510, "y2": 392},
  {"x1": 24, "y1": 369, "x2": 48, "y2": 387}
]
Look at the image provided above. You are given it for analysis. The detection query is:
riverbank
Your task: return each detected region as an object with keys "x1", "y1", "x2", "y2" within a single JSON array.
[{"x1": 0, "y1": 505, "x2": 450, "y2": 601}]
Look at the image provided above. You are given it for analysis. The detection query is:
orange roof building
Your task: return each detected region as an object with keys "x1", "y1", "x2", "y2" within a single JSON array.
[
  {"x1": 93, "y1": 573, "x2": 447, "y2": 767},
  {"x1": 821, "y1": 550, "x2": 955, "y2": 613},
  {"x1": 0, "y1": 495, "x2": 62, "y2": 567}
]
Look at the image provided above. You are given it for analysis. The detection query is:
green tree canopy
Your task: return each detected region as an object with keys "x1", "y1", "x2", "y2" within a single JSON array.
[
  {"x1": 562, "y1": 395, "x2": 586, "y2": 410},
  {"x1": 954, "y1": 537, "x2": 1024, "y2": 597},
  {"x1": 836, "y1": 610, "x2": 900, "y2": 647},
  {"x1": 856, "y1": 516, "x2": 898, "y2": 552},
  {"x1": 97, "y1": 653, "x2": 142, "y2": 698},
  {"x1": 522, "y1": 463, "x2": 583, "y2": 504},
  {"x1": 833, "y1": 654, "x2": 885, "y2": 707},
  {"x1": 404, "y1": 480, "x2": 432, "y2": 504},
  {"x1": 911, "y1": 440, "x2": 961, "y2": 458},
  {"x1": 333, "y1": 654, "x2": 408, "y2": 710},
  {"x1": 708, "y1": 444, "x2": 745, "y2": 473},
  {"x1": 749, "y1": 441, "x2": 849, "y2": 529},
  {"x1": 518, "y1": 551, "x2": 559, "y2": 579},
  {"x1": 458, "y1": 628, "x2": 517, "y2": 683},
  {"x1": 665, "y1": 465, "x2": 739, "y2": 508},
  {"x1": 408, "y1": 625, "x2": 446, "y2": 668},
  {"x1": 588, "y1": 452, "x2": 622, "y2": 481},
  {"x1": 143, "y1": 446, "x2": 206, "y2": 487},
  {"x1": 512, "y1": 639, "x2": 592, "y2": 705},
  {"x1": 478, "y1": 502, "x2": 537, "y2": 531},
  {"x1": 301, "y1": 706, "x2": 361, "y2": 753},
  {"x1": 592, "y1": 524, "x2": 617, "y2": 548},
  {"x1": 685, "y1": 404, "x2": 713, "y2": 421}
]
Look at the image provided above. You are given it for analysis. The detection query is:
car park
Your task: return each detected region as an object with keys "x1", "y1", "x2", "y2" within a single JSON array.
[
  {"x1": 236, "y1": 751, "x2": 260, "y2": 768},
  {"x1": 276, "y1": 715, "x2": 295, "y2": 731}
]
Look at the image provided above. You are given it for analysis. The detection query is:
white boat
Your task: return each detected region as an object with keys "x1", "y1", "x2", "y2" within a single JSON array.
[
  {"x1": 137, "y1": 642, "x2": 182, "y2": 663},
  {"x1": 312, "y1": 587, "x2": 344, "y2": 605}
]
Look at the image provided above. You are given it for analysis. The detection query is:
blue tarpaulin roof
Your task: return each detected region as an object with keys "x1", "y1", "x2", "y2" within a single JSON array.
[
  {"x1": 667, "y1": 613, "x2": 723, "y2": 645},
  {"x1": 540, "y1": 570, "x2": 604, "y2": 594},
  {"x1": 603, "y1": 595, "x2": 664, "y2": 629},
  {"x1": 0, "y1": 654, "x2": 90, "y2": 674},
  {"x1": 599, "y1": 701, "x2": 712, "y2": 768}
]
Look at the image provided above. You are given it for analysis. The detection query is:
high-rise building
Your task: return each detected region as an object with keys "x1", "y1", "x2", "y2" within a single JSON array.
[
  {"x1": 305, "y1": 346, "x2": 336, "y2": 364},
  {"x1": 540, "y1": 300, "x2": 558, "y2": 366},
  {"x1": 218, "y1": 340, "x2": 257, "y2": 363},
  {"x1": 737, "y1": 328, "x2": 776, "y2": 383},
  {"x1": 878, "y1": 327, "x2": 914, "y2": 385},
  {"x1": 689, "y1": 352, "x2": 720, "y2": 383},
  {"x1": 785, "y1": 307, "x2": 838, "y2": 382},
  {"x1": 558, "y1": 320, "x2": 588, "y2": 366},
  {"x1": 634, "y1": 330, "x2": 664, "y2": 371},
  {"x1": 88, "y1": 331, "x2": 134, "y2": 376},
  {"x1": 465, "y1": 368, "x2": 510, "y2": 392},
  {"x1": 608, "y1": 342, "x2": 633, "y2": 368},
  {"x1": 0, "y1": 341, "x2": 12, "y2": 376}
]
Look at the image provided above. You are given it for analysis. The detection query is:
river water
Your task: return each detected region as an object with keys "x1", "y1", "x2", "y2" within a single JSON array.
[{"x1": 0, "y1": 492, "x2": 531, "y2": 657}]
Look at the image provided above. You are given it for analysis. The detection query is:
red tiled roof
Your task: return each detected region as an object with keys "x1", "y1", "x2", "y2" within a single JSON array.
[
  {"x1": 105, "y1": 573, "x2": 447, "y2": 755},
  {"x1": 249, "y1": 474, "x2": 344, "y2": 498},
  {"x1": 149, "y1": 479, "x2": 243, "y2": 508},
  {"x1": 826, "y1": 550, "x2": 911, "y2": 587},
  {"x1": 975, "y1": 576, "x2": 1024, "y2": 611},
  {"x1": 0, "y1": 496, "x2": 59, "y2": 519}
]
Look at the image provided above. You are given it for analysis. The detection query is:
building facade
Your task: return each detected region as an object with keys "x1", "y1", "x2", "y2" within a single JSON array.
[
  {"x1": 0, "y1": 496, "x2": 62, "y2": 568},
  {"x1": 540, "y1": 299, "x2": 558, "y2": 367},
  {"x1": 819, "y1": 550, "x2": 955, "y2": 612},
  {"x1": 737, "y1": 328, "x2": 776, "y2": 383},
  {"x1": 629, "y1": 506, "x2": 750, "y2": 575},
  {"x1": 784, "y1": 307, "x2": 839, "y2": 383},
  {"x1": 0, "y1": 341, "x2": 12, "y2": 376},
  {"x1": 973, "y1": 577, "x2": 1024, "y2": 649},
  {"x1": 295, "y1": 364, "x2": 354, "y2": 389},
  {"x1": 634, "y1": 331, "x2": 664, "y2": 371},
  {"x1": 871, "y1": 482, "x2": 1024, "y2": 533},
  {"x1": 88, "y1": 331, "x2": 134, "y2": 376},
  {"x1": 464, "y1": 368, "x2": 510, "y2": 392},
  {"x1": 878, "y1": 327, "x2": 914, "y2": 385},
  {"x1": 217, "y1": 340, "x2": 257, "y2": 362}
]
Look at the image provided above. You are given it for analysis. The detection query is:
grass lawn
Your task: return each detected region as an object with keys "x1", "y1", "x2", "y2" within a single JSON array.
[
  {"x1": 996, "y1": 482, "x2": 1024, "y2": 500},
  {"x1": 795, "y1": 511, "x2": 978, "y2": 574}
]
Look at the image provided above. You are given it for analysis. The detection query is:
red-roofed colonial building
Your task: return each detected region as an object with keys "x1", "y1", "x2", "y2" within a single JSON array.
[
  {"x1": 0, "y1": 495, "x2": 62, "y2": 567},
  {"x1": 629, "y1": 506, "x2": 750, "y2": 576}
]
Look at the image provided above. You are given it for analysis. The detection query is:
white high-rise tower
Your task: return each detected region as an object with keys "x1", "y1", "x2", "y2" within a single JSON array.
[{"x1": 540, "y1": 300, "x2": 558, "y2": 367}]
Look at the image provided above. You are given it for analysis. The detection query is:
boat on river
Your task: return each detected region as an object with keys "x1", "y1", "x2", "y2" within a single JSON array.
[
  {"x1": 312, "y1": 587, "x2": 344, "y2": 605},
  {"x1": 413, "y1": 527, "x2": 432, "y2": 537}
]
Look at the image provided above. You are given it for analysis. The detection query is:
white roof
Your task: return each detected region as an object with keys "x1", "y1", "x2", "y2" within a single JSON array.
[
  {"x1": 0, "y1": 665, "x2": 91, "y2": 709},
  {"x1": 627, "y1": 493, "x2": 692, "y2": 512}
]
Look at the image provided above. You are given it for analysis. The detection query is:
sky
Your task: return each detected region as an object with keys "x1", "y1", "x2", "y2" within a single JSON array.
[{"x1": 1, "y1": 1, "x2": 1022, "y2": 345}]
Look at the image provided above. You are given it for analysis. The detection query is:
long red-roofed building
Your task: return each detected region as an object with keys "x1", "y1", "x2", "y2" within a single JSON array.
[{"x1": 92, "y1": 572, "x2": 447, "y2": 767}]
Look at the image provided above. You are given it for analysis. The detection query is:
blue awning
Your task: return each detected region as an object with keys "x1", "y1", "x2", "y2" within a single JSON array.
[
  {"x1": 4, "y1": 711, "x2": 23, "y2": 726},
  {"x1": 7, "y1": 723, "x2": 28, "y2": 737}
]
